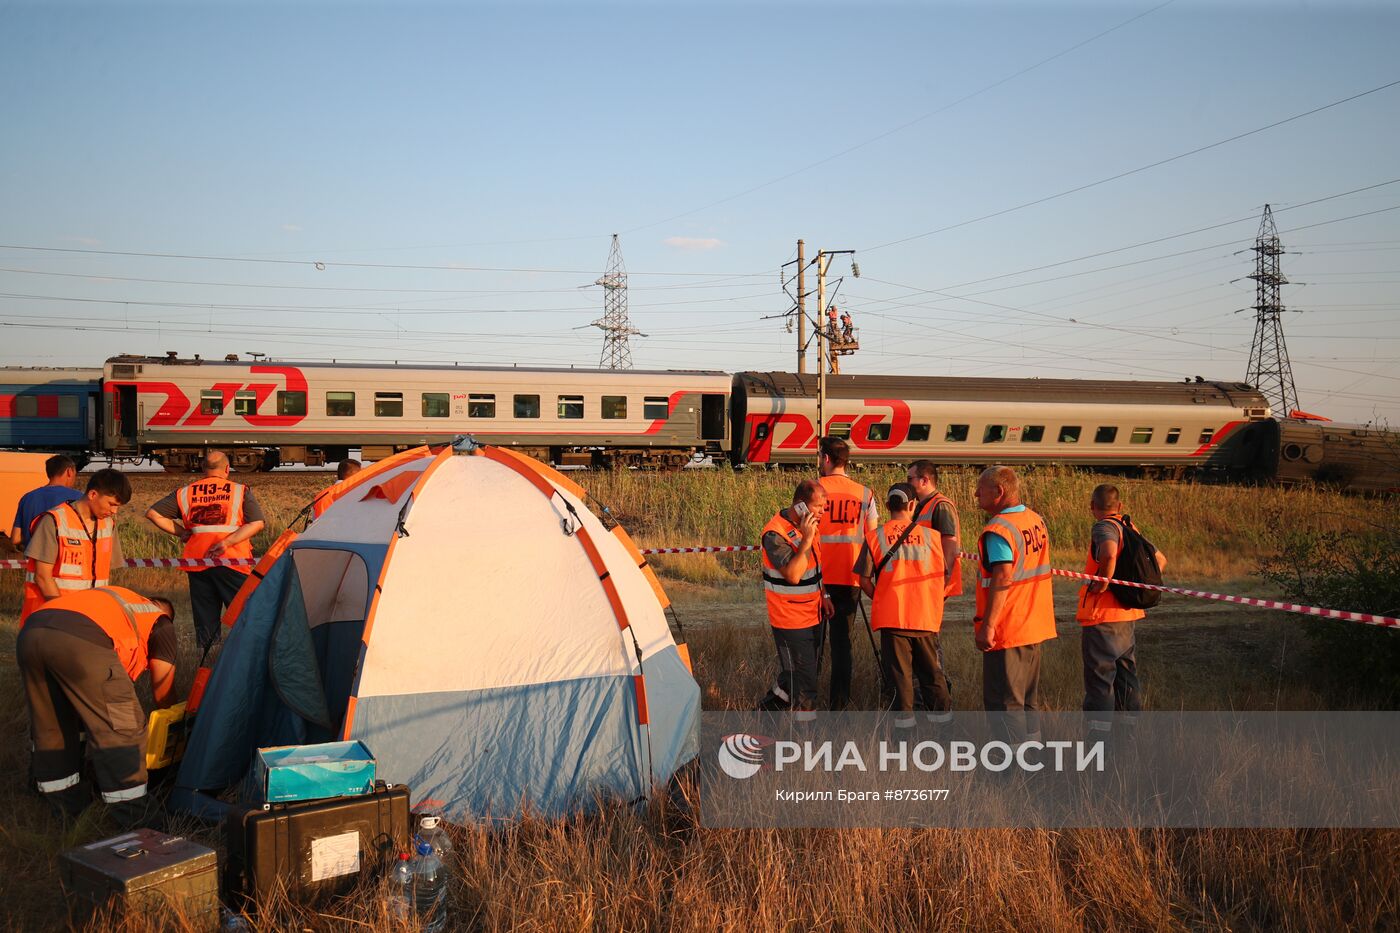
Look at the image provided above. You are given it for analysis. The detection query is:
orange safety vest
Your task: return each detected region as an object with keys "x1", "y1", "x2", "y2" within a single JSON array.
[
  {"x1": 1075, "y1": 517, "x2": 1145, "y2": 626},
  {"x1": 20, "y1": 503, "x2": 116, "y2": 624},
  {"x1": 914, "y1": 492, "x2": 963, "y2": 597},
  {"x1": 818, "y1": 474, "x2": 876, "y2": 587},
  {"x1": 974, "y1": 507, "x2": 1057, "y2": 651},
  {"x1": 29, "y1": 586, "x2": 168, "y2": 682},
  {"x1": 761, "y1": 511, "x2": 823, "y2": 630},
  {"x1": 865, "y1": 519, "x2": 944, "y2": 633},
  {"x1": 177, "y1": 479, "x2": 252, "y2": 574}
]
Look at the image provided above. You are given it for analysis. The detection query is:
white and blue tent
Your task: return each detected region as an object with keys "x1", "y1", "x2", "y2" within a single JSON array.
[{"x1": 174, "y1": 441, "x2": 700, "y2": 820}]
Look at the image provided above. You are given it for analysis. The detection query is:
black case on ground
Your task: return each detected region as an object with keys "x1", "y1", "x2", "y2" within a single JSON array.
[{"x1": 222, "y1": 781, "x2": 412, "y2": 905}]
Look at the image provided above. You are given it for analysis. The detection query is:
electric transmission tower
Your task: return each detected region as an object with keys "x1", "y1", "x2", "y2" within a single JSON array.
[
  {"x1": 1244, "y1": 204, "x2": 1300, "y2": 417},
  {"x1": 590, "y1": 234, "x2": 644, "y2": 369}
]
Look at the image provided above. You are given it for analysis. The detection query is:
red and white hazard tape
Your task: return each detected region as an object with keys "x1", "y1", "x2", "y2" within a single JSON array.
[
  {"x1": 3, "y1": 547, "x2": 1395, "y2": 629},
  {"x1": 639, "y1": 545, "x2": 760, "y2": 555},
  {"x1": 0, "y1": 556, "x2": 255, "y2": 570}
]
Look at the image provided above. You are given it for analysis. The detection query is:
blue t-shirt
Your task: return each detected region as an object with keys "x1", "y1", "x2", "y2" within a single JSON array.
[
  {"x1": 981, "y1": 504, "x2": 1027, "y2": 566},
  {"x1": 12, "y1": 485, "x2": 83, "y2": 549}
]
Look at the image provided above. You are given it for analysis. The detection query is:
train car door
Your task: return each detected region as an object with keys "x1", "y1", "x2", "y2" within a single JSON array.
[
  {"x1": 700, "y1": 394, "x2": 726, "y2": 441},
  {"x1": 117, "y1": 385, "x2": 138, "y2": 446}
]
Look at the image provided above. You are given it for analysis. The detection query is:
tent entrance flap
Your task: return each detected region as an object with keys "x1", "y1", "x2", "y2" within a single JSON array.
[{"x1": 269, "y1": 548, "x2": 371, "y2": 741}]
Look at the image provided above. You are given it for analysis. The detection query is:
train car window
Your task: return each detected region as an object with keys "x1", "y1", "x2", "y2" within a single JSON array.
[
  {"x1": 829, "y1": 423, "x2": 852, "y2": 440},
  {"x1": 643, "y1": 396, "x2": 669, "y2": 419},
  {"x1": 58, "y1": 396, "x2": 79, "y2": 419},
  {"x1": 1059, "y1": 426, "x2": 1082, "y2": 443},
  {"x1": 946, "y1": 424, "x2": 969, "y2": 443},
  {"x1": 514, "y1": 394, "x2": 540, "y2": 419},
  {"x1": 200, "y1": 391, "x2": 224, "y2": 416},
  {"x1": 15, "y1": 396, "x2": 37, "y2": 417},
  {"x1": 1094, "y1": 426, "x2": 1118, "y2": 444},
  {"x1": 234, "y1": 390, "x2": 257, "y2": 416},
  {"x1": 868, "y1": 423, "x2": 891, "y2": 442},
  {"x1": 327, "y1": 391, "x2": 356, "y2": 417},
  {"x1": 468, "y1": 393, "x2": 496, "y2": 418},
  {"x1": 908, "y1": 423, "x2": 931, "y2": 442},
  {"x1": 278, "y1": 391, "x2": 307, "y2": 417},
  {"x1": 374, "y1": 392, "x2": 404, "y2": 417},
  {"x1": 1130, "y1": 427, "x2": 1153, "y2": 444},
  {"x1": 602, "y1": 396, "x2": 627, "y2": 419},
  {"x1": 1198, "y1": 427, "x2": 1215, "y2": 445},
  {"x1": 557, "y1": 395, "x2": 585, "y2": 419},
  {"x1": 983, "y1": 425, "x2": 1007, "y2": 443},
  {"x1": 1165, "y1": 428, "x2": 1182, "y2": 445},
  {"x1": 422, "y1": 393, "x2": 450, "y2": 418},
  {"x1": 1022, "y1": 425, "x2": 1045, "y2": 443}
]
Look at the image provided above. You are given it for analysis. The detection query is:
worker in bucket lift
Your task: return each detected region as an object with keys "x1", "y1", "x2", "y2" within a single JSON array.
[
  {"x1": 840, "y1": 311, "x2": 853, "y2": 343},
  {"x1": 17, "y1": 586, "x2": 177, "y2": 829}
]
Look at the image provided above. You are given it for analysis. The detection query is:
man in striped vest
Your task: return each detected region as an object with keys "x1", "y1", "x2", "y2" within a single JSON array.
[
  {"x1": 973, "y1": 466, "x2": 1057, "y2": 744},
  {"x1": 17, "y1": 586, "x2": 176, "y2": 827},
  {"x1": 757, "y1": 480, "x2": 831, "y2": 714},
  {"x1": 1077, "y1": 484, "x2": 1168, "y2": 733},
  {"x1": 20, "y1": 468, "x2": 129, "y2": 623},
  {"x1": 856, "y1": 483, "x2": 950, "y2": 726},
  {"x1": 906, "y1": 459, "x2": 962, "y2": 598},
  {"x1": 817, "y1": 436, "x2": 879, "y2": 710},
  {"x1": 146, "y1": 450, "x2": 266, "y2": 647}
]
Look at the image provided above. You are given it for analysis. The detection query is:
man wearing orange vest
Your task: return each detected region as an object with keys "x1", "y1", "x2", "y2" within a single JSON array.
[
  {"x1": 817, "y1": 436, "x2": 879, "y2": 710},
  {"x1": 906, "y1": 460, "x2": 962, "y2": 599},
  {"x1": 20, "y1": 468, "x2": 130, "y2": 623},
  {"x1": 16, "y1": 586, "x2": 176, "y2": 826},
  {"x1": 757, "y1": 480, "x2": 830, "y2": 713},
  {"x1": 1077, "y1": 484, "x2": 1167, "y2": 733},
  {"x1": 973, "y1": 466, "x2": 1056, "y2": 743},
  {"x1": 855, "y1": 483, "x2": 950, "y2": 726},
  {"x1": 146, "y1": 450, "x2": 265, "y2": 648},
  {"x1": 310, "y1": 458, "x2": 364, "y2": 519}
]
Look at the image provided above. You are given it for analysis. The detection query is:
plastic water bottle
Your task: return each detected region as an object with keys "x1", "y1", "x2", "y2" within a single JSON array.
[
  {"x1": 388, "y1": 852, "x2": 414, "y2": 921},
  {"x1": 417, "y1": 815, "x2": 454, "y2": 859},
  {"x1": 412, "y1": 840, "x2": 447, "y2": 932}
]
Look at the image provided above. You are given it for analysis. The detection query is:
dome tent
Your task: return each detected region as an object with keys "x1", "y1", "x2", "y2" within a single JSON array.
[{"x1": 174, "y1": 439, "x2": 700, "y2": 821}]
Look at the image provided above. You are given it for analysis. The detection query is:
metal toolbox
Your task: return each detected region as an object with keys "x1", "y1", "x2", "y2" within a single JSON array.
[
  {"x1": 223, "y1": 780, "x2": 411, "y2": 906},
  {"x1": 59, "y1": 828, "x2": 219, "y2": 931}
]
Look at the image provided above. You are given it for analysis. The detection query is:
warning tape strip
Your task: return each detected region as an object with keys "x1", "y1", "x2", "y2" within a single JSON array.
[{"x1": 3, "y1": 546, "x2": 1395, "y2": 628}]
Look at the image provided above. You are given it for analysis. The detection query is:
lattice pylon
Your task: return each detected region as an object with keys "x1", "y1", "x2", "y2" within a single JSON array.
[
  {"x1": 590, "y1": 234, "x2": 642, "y2": 369},
  {"x1": 1245, "y1": 204, "x2": 1300, "y2": 417}
]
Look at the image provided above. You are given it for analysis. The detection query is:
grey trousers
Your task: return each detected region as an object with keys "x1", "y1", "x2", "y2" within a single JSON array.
[
  {"x1": 1082, "y1": 621, "x2": 1142, "y2": 722},
  {"x1": 17, "y1": 624, "x2": 148, "y2": 803},
  {"x1": 982, "y1": 643, "x2": 1044, "y2": 742},
  {"x1": 881, "y1": 631, "x2": 951, "y2": 714}
]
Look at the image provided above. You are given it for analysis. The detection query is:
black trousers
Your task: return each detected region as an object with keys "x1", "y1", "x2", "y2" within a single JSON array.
[
  {"x1": 1082, "y1": 621, "x2": 1142, "y2": 720},
  {"x1": 881, "y1": 630, "x2": 951, "y2": 714},
  {"x1": 759, "y1": 626, "x2": 821, "y2": 711},
  {"x1": 188, "y1": 566, "x2": 246, "y2": 648},
  {"x1": 982, "y1": 643, "x2": 1045, "y2": 743},
  {"x1": 824, "y1": 584, "x2": 859, "y2": 709},
  {"x1": 17, "y1": 625, "x2": 147, "y2": 802}
]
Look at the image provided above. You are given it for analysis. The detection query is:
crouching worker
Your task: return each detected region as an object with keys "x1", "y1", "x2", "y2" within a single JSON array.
[
  {"x1": 757, "y1": 480, "x2": 831, "y2": 716},
  {"x1": 857, "y1": 483, "x2": 951, "y2": 727},
  {"x1": 17, "y1": 587, "x2": 177, "y2": 828}
]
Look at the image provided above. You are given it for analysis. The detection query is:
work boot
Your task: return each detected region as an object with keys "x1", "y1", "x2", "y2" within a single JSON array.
[
  {"x1": 44, "y1": 782, "x2": 93, "y2": 822},
  {"x1": 108, "y1": 795, "x2": 166, "y2": 832}
]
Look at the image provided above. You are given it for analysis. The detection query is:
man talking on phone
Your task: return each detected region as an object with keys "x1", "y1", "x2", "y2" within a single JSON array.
[{"x1": 757, "y1": 480, "x2": 832, "y2": 715}]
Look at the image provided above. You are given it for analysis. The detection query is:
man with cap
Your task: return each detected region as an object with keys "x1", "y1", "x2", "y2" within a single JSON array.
[{"x1": 856, "y1": 482, "x2": 950, "y2": 725}]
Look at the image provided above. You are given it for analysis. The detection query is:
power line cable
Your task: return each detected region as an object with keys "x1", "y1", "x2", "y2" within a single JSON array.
[{"x1": 863, "y1": 79, "x2": 1400, "y2": 253}]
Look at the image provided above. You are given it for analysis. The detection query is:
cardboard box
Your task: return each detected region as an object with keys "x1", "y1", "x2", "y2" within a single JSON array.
[
  {"x1": 60, "y1": 828, "x2": 218, "y2": 931},
  {"x1": 247, "y1": 740, "x2": 376, "y2": 804}
]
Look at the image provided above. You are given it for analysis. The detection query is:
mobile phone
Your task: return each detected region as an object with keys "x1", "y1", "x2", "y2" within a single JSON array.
[{"x1": 793, "y1": 501, "x2": 810, "y2": 519}]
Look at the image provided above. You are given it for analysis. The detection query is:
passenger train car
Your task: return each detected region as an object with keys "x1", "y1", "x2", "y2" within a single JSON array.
[{"x1": 0, "y1": 354, "x2": 1395, "y2": 492}]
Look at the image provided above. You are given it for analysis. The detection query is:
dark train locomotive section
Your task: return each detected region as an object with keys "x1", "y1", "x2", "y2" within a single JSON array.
[{"x1": 1, "y1": 354, "x2": 1396, "y2": 493}]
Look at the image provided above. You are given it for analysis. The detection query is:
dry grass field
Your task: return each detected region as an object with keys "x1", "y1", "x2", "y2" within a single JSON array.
[{"x1": 0, "y1": 468, "x2": 1395, "y2": 931}]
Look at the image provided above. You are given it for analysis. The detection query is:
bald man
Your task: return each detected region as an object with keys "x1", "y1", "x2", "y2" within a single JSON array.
[
  {"x1": 147, "y1": 451, "x2": 265, "y2": 647},
  {"x1": 973, "y1": 466, "x2": 1057, "y2": 744}
]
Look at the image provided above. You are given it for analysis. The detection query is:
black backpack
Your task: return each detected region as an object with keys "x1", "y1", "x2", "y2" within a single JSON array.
[{"x1": 1106, "y1": 515, "x2": 1162, "y2": 610}]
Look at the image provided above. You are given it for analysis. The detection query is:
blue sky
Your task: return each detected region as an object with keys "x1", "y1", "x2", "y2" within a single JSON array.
[{"x1": 1, "y1": 0, "x2": 1397, "y2": 423}]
